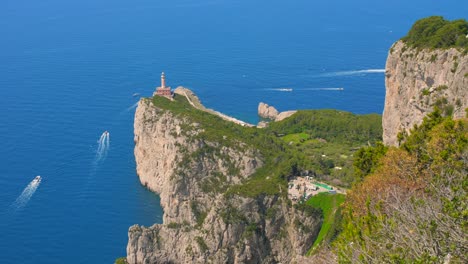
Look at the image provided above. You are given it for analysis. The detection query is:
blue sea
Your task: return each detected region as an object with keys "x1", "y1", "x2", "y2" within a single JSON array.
[{"x1": 0, "y1": 0, "x2": 466, "y2": 263}]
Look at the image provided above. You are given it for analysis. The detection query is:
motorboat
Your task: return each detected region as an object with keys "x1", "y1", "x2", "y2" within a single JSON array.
[
  {"x1": 33, "y1": 175, "x2": 41, "y2": 183},
  {"x1": 132, "y1": 93, "x2": 140, "y2": 97},
  {"x1": 104, "y1": 130, "x2": 109, "y2": 135}
]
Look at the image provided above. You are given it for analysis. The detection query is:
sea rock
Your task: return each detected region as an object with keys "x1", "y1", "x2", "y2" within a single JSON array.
[
  {"x1": 383, "y1": 41, "x2": 468, "y2": 146},
  {"x1": 276, "y1": 111, "x2": 297, "y2": 121},
  {"x1": 258, "y1": 102, "x2": 279, "y2": 120},
  {"x1": 258, "y1": 102, "x2": 297, "y2": 122},
  {"x1": 127, "y1": 95, "x2": 321, "y2": 263}
]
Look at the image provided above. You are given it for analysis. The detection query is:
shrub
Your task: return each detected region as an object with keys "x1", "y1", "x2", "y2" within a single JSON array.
[
  {"x1": 195, "y1": 236, "x2": 208, "y2": 252},
  {"x1": 401, "y1": 16, "x2": 468, "y2": 51}
]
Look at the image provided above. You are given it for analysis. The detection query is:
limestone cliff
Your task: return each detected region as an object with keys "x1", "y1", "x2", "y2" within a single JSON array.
[
  {"x1": 127, "y1": 96, "x2": 321, "y2": 263},
  {"x1": 383, "y1": 40, "x2": 468, "y2": 146}
]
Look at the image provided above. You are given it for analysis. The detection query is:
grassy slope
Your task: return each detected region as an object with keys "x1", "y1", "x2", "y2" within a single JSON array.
[{"x1": 306, "y1": 193, "x2": 346, "y2": 254}]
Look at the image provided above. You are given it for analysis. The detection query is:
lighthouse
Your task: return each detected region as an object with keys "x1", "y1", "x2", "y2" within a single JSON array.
[
  {"x1": 154, "y1": 71, "x2": 172, "y2": 98},
  {"x1": 161, "y1": 72, "x2": 166, "y2": 88}
]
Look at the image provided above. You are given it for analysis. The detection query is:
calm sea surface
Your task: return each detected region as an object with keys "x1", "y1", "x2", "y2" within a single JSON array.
[{"x1": 0, "y1": 0, "x2": 466, "y2": 263}]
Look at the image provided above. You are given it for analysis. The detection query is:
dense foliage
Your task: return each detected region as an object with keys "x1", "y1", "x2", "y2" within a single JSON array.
[
  {"x1": 401, "y1": 16, "x2": 468, "y2": 51},
  {"x1": 267, "y1": 110, "x2": 382, "y2": 145},
  {"x1": 353, "y1": 142, "x2": 388, "y2": 182},
  {"x1": 268, "y1": 110, "x2": 383, "y2": 187},
  {"x1": 335, "y1": 112, "x2": 467, "y2": 263}
]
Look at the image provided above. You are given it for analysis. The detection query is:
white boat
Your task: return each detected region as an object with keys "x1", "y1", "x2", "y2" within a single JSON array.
[
  {"x1": 33, "y1": 175, "x2": 41, "y2": 183},
  {"x1": 278, "y1": 88, "x2": 293, "y2": 92}
]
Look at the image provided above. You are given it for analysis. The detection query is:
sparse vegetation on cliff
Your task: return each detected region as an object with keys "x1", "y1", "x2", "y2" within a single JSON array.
[
  {"x1": 401, "y1": 16, "x2": 468, "y2": 51},
  {"x1": 335, "y1": 112, "x2": 467, "y2": 263},
  {"x1": 151, "y1": 94, "x2": 383, "y2": 197}
]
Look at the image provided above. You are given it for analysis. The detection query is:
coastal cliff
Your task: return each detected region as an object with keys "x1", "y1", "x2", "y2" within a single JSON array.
[
  {"x1": 127, "y1": 95, "x2": 321, "y2": 263},
  {"x1": 383, "y1": 40, "x2": 468, "y2": 146}
]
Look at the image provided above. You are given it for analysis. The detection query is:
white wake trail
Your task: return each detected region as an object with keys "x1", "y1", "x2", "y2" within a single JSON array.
[
  {"x1": 314, "y1": 69, "x2": 385, "y2": 77},
  {"x1": 12, "y1": 177, "x2": 41, "y2": 210},
  {"x1": 105, "y1": 133, "x2": 110, "y2": 153},
  {"x1": 262, "y1": 88, "x2": 294, "y2": 92},
  {"x1": 299, "y1": 87, "x2": 344, "y2": 91},
  {"x1": 95, "y1": 132, "x2": 110, "y2": 163},
  {"x1": 125, "y1": 102, "x2": 139, "y2": 112}
]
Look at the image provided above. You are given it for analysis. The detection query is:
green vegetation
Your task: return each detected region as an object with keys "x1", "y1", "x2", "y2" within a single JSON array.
[
  {"x1": 352, "y1": 142, "x2": 388, "y2": 181},
  {"x1": 336, "y1": 110, "x2": 467, "y2": 263},
  {"x1": 421, "y1": 88, "x2": 431, "y2": 96},
  {"x1": 115, "y1": 257, "x2": 127, "y2": 264},
  {"x1": 167, "y1": 222, "x2": 181, "y2": 229},
  {"x1": 401, "y1": 16, "x2": 468, "y2": 52},
  {"x1": 306, "y1": 193, "x2": 345, "y2": 254},
  {"x1": 190, "y1": 201, "x2": 207, "y2": 228},
  {"x1": 267, "y1": 110, "x2": 383, "y2": 187},
  {"x1": 195, "y1": 236, "x2": 209, "y2": 253},
  {"x1": 282, "y1": 132, "x2": 309, "y2": 144},
  {"x1": 152, "y1": 95, "x2": 292, "y2": 197},
  {"x1": 151, "y1": 95, "x2": 382, "y2": 196},
  {"x1": 267, "y1": 110, "x2": 382, "y2": 145}
]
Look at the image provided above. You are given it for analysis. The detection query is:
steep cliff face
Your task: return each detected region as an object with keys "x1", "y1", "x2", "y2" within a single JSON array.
[
  {"x1": 383, "y1": 41, "x2": 468, "y2": 146},
  {"x1": 128, "y1": 98, "x2": 321, "y2": 263}
]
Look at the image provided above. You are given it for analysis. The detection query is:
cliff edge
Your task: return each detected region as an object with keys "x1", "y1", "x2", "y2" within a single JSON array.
[
  {"x1": 383, "y1": 40, "x2": 468, "y2": 146},
  {"x1": 127, "y1": 93, "x2": 321, "y2": 263}
]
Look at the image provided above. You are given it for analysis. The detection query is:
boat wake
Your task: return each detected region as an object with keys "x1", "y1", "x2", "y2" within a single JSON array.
[
  {"x1": 313, "y1": 69, "x2": 385, "y2": 77},
  {"x1": 298, "y1": 87, "x2": 344, "y2": 91},
  {"x1": 263, "y1": 87, "x2": 344, "y2": 92},
  {"x1": 11, "y1": 176, "x2": 42, "y2": 210},
  {"x1": 95, "y1": 131, "x2": 110, "y2": 164},
  {"x1": 264, "y1": 88, "x2": 294, "y2": 92},
  {"x1": 125, "y1": 102, "x2": 139, "y2": 112}
]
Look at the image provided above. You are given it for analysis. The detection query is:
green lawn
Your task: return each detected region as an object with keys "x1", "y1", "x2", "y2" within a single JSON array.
[
  {"x1": 306, "y1": 193, "x2": 346, "y2": 254},
  {"x1": 282, "y1": 133, "x2": 310, "y2": 144}
]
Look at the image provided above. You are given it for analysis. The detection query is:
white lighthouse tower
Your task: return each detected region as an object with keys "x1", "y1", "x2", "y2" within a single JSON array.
[{"x1": 154, "y1": 72, "x2": 172, "y2": 98}]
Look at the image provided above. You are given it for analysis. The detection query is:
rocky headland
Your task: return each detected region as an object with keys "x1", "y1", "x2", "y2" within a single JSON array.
[
  {"x1": 127, "y1": 93, "x2": 322, "y2": 263},
  {"x1": 383, "y1": 40, "x2": 468, "y2": 146}
]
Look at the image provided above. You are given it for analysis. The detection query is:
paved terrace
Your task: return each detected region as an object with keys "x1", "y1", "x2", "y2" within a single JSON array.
[{"x1": 288, "y1": 176, "x2": 346, "y2": 203}]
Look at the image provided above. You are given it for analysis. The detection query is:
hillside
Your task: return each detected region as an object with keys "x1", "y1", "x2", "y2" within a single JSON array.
[{"x1": 126, "y1": 91, "x2": 382, "y2": 263}]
